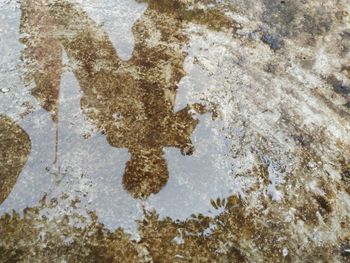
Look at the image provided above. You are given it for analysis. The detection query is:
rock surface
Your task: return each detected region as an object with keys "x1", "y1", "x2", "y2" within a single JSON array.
[{"x1": 0, "y1": 0, "x2": 350, "y2": 262}]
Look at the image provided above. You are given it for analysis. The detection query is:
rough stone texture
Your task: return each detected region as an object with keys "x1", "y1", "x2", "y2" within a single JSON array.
[{"x1": 0, "y1": 0, "x2": 350, "y2": 262}]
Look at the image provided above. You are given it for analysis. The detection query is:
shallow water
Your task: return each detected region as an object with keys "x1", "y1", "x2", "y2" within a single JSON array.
[
  {"x1": 0, "y1": 0, "x2": 243, "y2": 236},
  {"x1": 1, "y1": 0, "x2": 350, "y2": 262}
]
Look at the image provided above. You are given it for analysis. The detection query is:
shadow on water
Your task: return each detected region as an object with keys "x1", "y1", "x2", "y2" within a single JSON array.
[{"x1": 19, "y1": 0, "x2": 235, "y2": 199}]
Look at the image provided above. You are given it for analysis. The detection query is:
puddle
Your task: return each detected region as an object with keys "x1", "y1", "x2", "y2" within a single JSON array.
[
  {"x1": 0, "y1": 0, "x2": 245, "y2": 237},
  {"x1": 2, "y1": 0, "x2": 348, "y2": 261}
]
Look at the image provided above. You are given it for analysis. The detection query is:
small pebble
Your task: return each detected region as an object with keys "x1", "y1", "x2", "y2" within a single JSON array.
[{"x1": 0, "y1": 87, "x2": 10, "y2": 93}]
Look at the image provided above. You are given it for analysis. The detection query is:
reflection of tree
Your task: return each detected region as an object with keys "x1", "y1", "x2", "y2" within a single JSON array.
[
  {"x1": 20, "y1": 0, "x2": 236, "y2": 198},
  {"x1": 20, "y1": 0, "x2": 62, "y2": 122},
  {"x1": 0, "y1": 115, "x2": 31, "y2": 205}
]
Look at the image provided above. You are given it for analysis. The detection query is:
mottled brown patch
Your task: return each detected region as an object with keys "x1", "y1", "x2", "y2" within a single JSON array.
[
  {"x1": 253, "y1": 163, "x2": 270, "y2": 185},
  {"x1": 0, "y1": 115, "x2": 31, "y2": 205},
  {"x1": 0, "y1": 188, "x2": 344, "y2": 262},
  {"x1": 139, "y1": 0, "x2": 240, "y2": 32}
]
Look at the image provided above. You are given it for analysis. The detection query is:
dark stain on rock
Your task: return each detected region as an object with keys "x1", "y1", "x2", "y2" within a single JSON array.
[
  {"x1": 327, "y1": 75, "x2": 350, "y2": 96},
  {"x1": 335, "y1": 84, "x2": 350, "y2": 96},
  {"x1": 226, "y1": 246, "x2": 246, "y2": 262},
  {"x1": 342, "y1": 167, "x2": 350, "y2": 181},
  {"x1": 261, "y1": 32, "x2": 284, "y2": 50},
  {"x1": 340, "y1": 160, "x2": 350, "y2": 195},
  {"x1": 293, "y1": 133, "x2": 311, "y2": 147},
  {"x1": 312, "y1": 88, "x2": 350, "y2": 120},
  {"x1": 341, "y1": 243, "x2": 350, "y2": 258},
  {"x1": 262, "y1": 0, "x2": 333, "y2": 40},
  {"x1": 314, "y1": 195, "x2": 332, "y2": 215},
  {"x1": 263, "y1": 62, "x2": 278, "y2": 73},
  {"x1": 0, "y1": 115, "x2": 31, "y2": 205},
  {"x1": 261, "y1": 0, "x2": 295, "y2": 37}
]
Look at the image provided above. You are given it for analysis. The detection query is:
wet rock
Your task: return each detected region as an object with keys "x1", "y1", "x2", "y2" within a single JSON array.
[{"x1": 0, "y1": 0, "x2": 350, "y2": 262}]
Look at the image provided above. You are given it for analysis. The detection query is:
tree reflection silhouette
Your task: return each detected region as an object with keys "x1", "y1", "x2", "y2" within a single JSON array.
[{"x1": 20, "y1": 0, "x2": 235, "y2": 198}]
